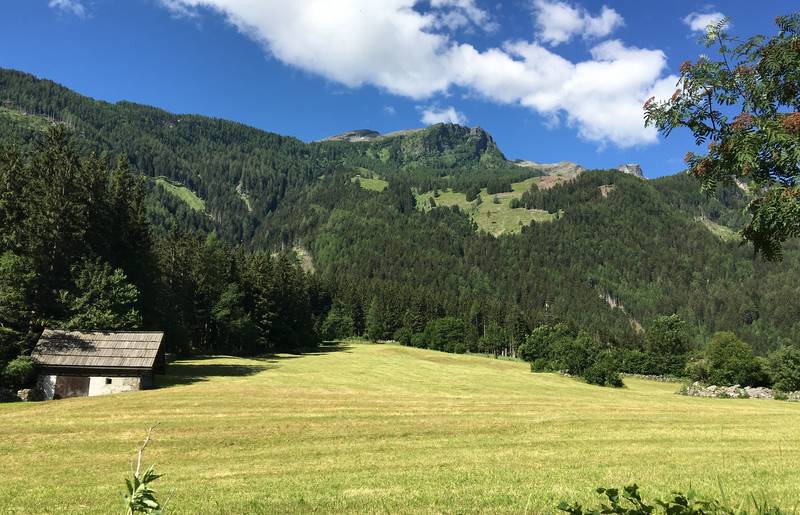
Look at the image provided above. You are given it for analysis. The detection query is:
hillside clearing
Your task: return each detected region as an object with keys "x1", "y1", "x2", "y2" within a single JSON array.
[
  {"x1": 351, "y1": 171, "x2": 388, "y2": 192},
  {"x1": 696, "y1": 216, "x2": 740, "y2": 242},
  {"x1": 1, "y1": 343, "x2": 799, "y2": 513},
  {"x1": 416, "y1": 177, "x2": 556, "y2": 236},
  {"x1": 155, "y1": 176, "x2": 205, "y2": 212}
]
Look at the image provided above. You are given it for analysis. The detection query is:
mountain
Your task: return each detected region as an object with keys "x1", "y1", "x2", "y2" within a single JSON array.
[
  {"x1": 616, "y1": 163, "x2": 645, "y2": 179},
  {"x1": 322, "y1": 129, "x2": 381, "y2": 142},
  {"x1": 2, "y1": 67, "x2": 799, "y2": 353}
]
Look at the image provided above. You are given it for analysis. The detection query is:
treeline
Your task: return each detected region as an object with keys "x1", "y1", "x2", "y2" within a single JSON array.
[
  {"x1": 0, "y1": 127, "x2": 322, "y2": 388},
  {"x1": 260, "y1": 168, "x2": 800, "y2": 357}
]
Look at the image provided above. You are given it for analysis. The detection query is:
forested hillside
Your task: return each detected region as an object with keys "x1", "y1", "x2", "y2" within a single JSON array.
[{"x1": 1, "y1": 67, "x2": 799, "y2": 377}]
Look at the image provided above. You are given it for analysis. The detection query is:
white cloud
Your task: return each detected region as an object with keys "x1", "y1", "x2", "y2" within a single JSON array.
[
  {"x1": 430, "y1": 0, "x2": 497, "y2": 32},
  {"x1": 683, "y1": 11, "x2": 728, "y2": 33},
  {"x1": 532, "y1": 0, "x2": 623, "y2": 46},
  {"x1": 158, "y1": 0, "x2": 674, "y2": 148},
  {"x1": 420, "y1": 105, "x2": 467, "y2": 125},
  {"x1": 383, "y1": 105, "x2": 397, "y2": 115},
  {"x1": 48, "y1": 0, "x2": 86, "y2": 17}
]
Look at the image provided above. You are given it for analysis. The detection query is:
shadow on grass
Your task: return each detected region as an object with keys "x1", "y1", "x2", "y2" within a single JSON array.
[{"x1": 154, "y1": 343, "x2": 351, "y2": 388}]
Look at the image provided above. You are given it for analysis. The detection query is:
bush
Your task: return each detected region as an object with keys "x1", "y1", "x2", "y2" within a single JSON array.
[
  {"x1": 768, "y1": 345, "x2": 800, "y2": 392},
  {"x1": 518, "y1": 323, "x2": 574, "y2": 363},
  {"x1": 2, "y1": 356, "x2": 35, "y2": 390},
  {"x1": 558, "y1": 483, "x2": 784, "y2": 514},
  {"x1": 705, "y1": 332, "x2": 768, "y2": 387},
  {"x1": 393, "y1": 326, "x2": 414, "y2": 346},
  {"x1": 685, "y1": 358, "x2": 709, "y2": 383},
  {"x1": 584, "y1": 353, "x2": 624, "y2": 388},
  {"x1": 550, "y1": 331, "x2": 597, "y2": 375},
  {"x1": 617, "y1": 349, "x2": 687, "y2": 376},
  {"x1": 531, "y1": 358, "x2": 551, "y2": 372}
]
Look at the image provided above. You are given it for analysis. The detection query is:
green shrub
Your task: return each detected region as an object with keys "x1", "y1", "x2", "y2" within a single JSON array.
[
  {"x1": 558, "y1": 483, "x2": 784, "y2": 514},
  {"x1": 617, "y1": 349, "x2": 687, "y2": 376},
  {"x1": 531, "y1": 358, "x2": 551, "y2": 372},
  {"x1": 768, "y1": 346, "x2": 800, "y2": 392},
  {"x1": 550, "y1": 331, "x2": 598, "y2": 376},
  {"x1": 2, "y1": 356, "x2": 35, "y2": 390},
  {"x1": 518, "y1": 323, "x2": 574, "y2": 363},
  {"x1": 685, "y1": 358, "x2": 709, "y2": 383},
  {"x1": 705, "y1": 332, "x2": 768, "y2": 387},
  {"x1": 584, "y1": 353, "x2": 624, "y2": 388},
  {"x1": 393, "y1": 326, "x2": 414, "y2": 346}
]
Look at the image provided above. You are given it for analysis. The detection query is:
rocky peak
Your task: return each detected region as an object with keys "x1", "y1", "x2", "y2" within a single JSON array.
[
  {"x1": 616, "y1": 163, "x2": 644, "y2": 179},
  {"x1": 322, "y1": 129, "x2": 381, "y2": 142}
]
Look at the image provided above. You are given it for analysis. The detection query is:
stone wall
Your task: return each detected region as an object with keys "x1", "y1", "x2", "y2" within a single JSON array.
[
  {"x1": 682, "y1": 382, "x2": 800, "y2": 401},
  {"x1": 88, "y1": 375, "x2": 141, "y2": 396}
]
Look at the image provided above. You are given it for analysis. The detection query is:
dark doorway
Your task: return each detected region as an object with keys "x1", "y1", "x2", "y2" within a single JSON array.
[{"x1": 54, "y1": 375, "x2": 90, "y2": 399}]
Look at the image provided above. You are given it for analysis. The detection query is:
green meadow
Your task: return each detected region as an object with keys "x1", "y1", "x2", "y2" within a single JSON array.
[
  {"x1": 2, "y1": 343, "x2": 799, "y2": 514},
  {"x1": 416, "y1": 177, "x2": 556, "y2": 236},
  {"x1": 155, "y1": 176, "x2": 206, "y2": 212}
]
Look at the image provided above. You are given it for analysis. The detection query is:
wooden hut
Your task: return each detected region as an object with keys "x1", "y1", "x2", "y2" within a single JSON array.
[{"x1": 31, "y1": 329, "x2": 165, "y2": 400}]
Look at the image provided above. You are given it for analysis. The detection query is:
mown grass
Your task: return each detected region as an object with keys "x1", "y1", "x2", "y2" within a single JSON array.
[
  {"x1": 417, "y1": 177, "x2": 555, "y2": 236},
  {"x1": 2, "y1": 343, "x2": 799, "y2": 514},
  {"x1": 155, "y1": 176, "x2": 205, "y2": 212}
]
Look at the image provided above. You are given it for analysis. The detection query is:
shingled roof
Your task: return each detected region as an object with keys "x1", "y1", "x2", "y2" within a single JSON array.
[{"x1": 31, "y1": 329, "x2": 165, "y2": 371}]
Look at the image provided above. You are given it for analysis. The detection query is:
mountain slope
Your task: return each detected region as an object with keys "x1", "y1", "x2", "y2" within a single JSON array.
[{"x1": 2, "y1": 67, "x2": 799, "y2": 352}]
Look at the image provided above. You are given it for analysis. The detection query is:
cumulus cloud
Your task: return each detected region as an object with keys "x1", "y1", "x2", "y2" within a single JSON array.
[
  {"x1": 430, "y1": 0, "x2": 497, "y2": 32},
  {"x1": 420, "y1": 105, "x2": 467, "y2": 125},
  {"x1": 683, "y1": 11, "x2": 728, "y2": 33},
  {"x1": 158, "y1": 0, "x2": 675, "y2": 148},
  {"x1": 383, "y1": 105, "x2": 397, "y2": 115},
  {"x1": 48, "y1": 0, "x2": 86, "y2": 17},
  {"x1": 532, "y1": 0, "x2": 623, "y2": 46}
]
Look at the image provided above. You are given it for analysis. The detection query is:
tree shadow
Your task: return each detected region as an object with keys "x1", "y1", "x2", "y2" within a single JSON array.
[{"x1": 154, "y1": 344, "x2": 351, "y2": 388}]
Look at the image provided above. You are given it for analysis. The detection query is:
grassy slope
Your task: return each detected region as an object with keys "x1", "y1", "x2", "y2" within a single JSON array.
[
  {"x1": 2, "y1": 343, "x2": 800, "y2": 514},
  {"x1": 154, "y1": 176, "x2": 206, "y2": 212},
  {"x1": 696, "y1": 216, "x2": 740, "y2": 242},
  {"x1": 351, "y1": 175, "x2": 389, "y2": 192},
  {"x1": 416, "y1": 176, "x2": 555, "y2": 236},
  {"x1": 0, "y1": 105, "x2": 54, "y2": 131}
]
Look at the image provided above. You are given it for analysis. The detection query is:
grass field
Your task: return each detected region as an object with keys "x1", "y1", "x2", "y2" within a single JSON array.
[
  {"x1": 155, "y1": 176, "x2": 206, "y2": 212},
  {"x1": 2, "y1": 343, "x2": 800, "y2": 513},
  {"x1": 417, "y1": 177, "x2": 556, "y2": 236}
]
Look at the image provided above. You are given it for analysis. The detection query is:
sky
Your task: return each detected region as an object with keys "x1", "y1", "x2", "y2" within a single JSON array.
[{"x1": 0, "y1": 1, "x2": 795, "y2": 178}]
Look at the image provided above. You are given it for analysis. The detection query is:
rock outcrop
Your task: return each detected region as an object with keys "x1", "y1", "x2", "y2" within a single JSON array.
[
  {"x1": 616, "y1": 163, "x2": 644, "y2": 178},
  {"x1": 322, "y1": 129, "x2": 381, "y2": 142}
]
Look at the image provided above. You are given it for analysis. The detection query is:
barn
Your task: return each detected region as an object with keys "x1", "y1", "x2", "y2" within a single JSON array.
[{"x1": 31, "y1": 329, "x2": 165, "y2": 400}]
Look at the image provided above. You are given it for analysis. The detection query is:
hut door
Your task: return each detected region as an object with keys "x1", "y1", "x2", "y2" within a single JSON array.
[{"x1": 54, "y1": 376, "x2": 90, "y2": 399}]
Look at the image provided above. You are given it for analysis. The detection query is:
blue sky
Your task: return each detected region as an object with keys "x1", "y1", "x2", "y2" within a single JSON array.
[{"x1": 1, "y1": 1, "x2": 795, "y2": 177}]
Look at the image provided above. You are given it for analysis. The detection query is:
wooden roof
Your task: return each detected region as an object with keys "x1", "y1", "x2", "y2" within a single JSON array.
[{"x1": 31, "y1": 329, "x2": 164, "y2": 371}]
